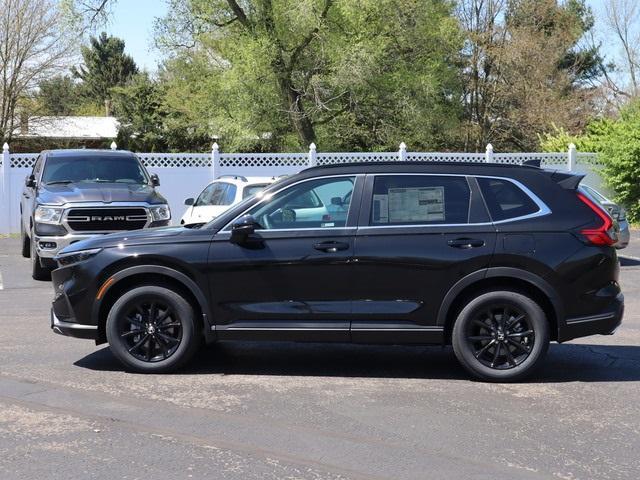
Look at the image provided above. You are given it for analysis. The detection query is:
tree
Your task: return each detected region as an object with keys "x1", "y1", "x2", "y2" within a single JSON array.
[
  {"x1": 0, "y1": 0, "x2": 75, "y2": 141},
  {"x1": 72, "y1": 32, "x2": 138, "y2": 113},
  {"x1": 155, "y1": 0, "x2": 463, "y2": 151},
  {"x1": 457, "y1": 0, "x2": 602, "y2": 151},
  {"x1": 37, "y1": 75, "x2": 80, "y2": 116}
]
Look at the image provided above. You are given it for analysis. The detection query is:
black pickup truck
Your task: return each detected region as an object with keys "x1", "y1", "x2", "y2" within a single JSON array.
[{"x1": 20, "y1": 149, "x2": 171, "y2": 280}]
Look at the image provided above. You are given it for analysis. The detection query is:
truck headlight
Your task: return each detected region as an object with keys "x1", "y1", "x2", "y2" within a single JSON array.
[
  {"x1": 55, "y1": 248, "x2": 102, "y2": 267},
  {"x1": 35, "y1": 206, "x2": 64, "y2": 224},
  {"x1": 150, "y1": 204, "x2": 171, "y2": 221}
]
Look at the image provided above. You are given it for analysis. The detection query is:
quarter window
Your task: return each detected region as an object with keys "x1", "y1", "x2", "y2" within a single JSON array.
[
  {"x1": 477, "y1": 178, "x2": 539, "y2": 221},
  {"x1": 370, "y1": 175, "x2": 471, "y2": 225},
  {"x1": 247, "y1": 176, "x2": 355, "y2": 230}
]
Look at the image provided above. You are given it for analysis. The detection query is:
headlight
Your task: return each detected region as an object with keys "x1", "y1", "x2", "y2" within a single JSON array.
[
  {"x1": 150, "y1": 204, "x2": 171, "y2": 221},
  {"x1": 55, "y1": 248, "x2": 102, "y2": 267},
  {"x1": 35, "y1": 206, "x2": 64, "y2": 224}
]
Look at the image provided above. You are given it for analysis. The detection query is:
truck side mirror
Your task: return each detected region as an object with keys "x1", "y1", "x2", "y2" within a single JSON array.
[
  {"x1": 25, "y1": 175, "x2": 36, "y2": 188},
  {"x1": 150, "y1": 173, "x2": 160, "y2": 187}
]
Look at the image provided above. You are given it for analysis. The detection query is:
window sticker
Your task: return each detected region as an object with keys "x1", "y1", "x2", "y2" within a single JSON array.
[{"x1": 387, "y1": 186, "x2": 445, "y2": 222}]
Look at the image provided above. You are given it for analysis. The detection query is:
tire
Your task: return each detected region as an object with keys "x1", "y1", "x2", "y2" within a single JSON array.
[
  {"x1": 106, "y1": 285, "x2": 201, "y2": 373},
  {"x1": 30, "y1": 233, "x2": 51, "y2": 281},
  {"x1": 20, "y1": 220, "x2": 30, "y2": 258},
  {"x1": 452, "y1": 290, "x2": 549, "y2": 382}
]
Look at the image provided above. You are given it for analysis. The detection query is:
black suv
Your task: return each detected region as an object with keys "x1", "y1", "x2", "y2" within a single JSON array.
[
  {"x1": 21, "y1": 150, "x2": 171, "y2": 280},
  {"x1": 50, "y1": 162, "x2": 623, "y2": 381}
]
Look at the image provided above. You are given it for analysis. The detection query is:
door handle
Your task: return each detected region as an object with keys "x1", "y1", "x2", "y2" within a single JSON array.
[
  {"x1": 313, "y1": 241, "x2": 349, "y2": 253},
  {"x1": 447, "y1": 238, "x2": 485, "y2": 249}
]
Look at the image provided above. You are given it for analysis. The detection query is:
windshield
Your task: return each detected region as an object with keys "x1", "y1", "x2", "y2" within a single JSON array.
[
  {"x1": 42, "y1": 155, "x2": 149, "y2": 185},
  {"x1": 242, "y1": 183, "x2": 269, "y2": 199}
]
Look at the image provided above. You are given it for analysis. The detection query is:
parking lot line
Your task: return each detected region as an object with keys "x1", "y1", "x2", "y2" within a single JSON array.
[{"x1": 0, "y1": 270, "x2": 3, "y2": 290}]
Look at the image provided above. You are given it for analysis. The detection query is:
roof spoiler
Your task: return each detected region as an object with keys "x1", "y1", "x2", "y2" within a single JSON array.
[{"x1": 546, "y1": 170, "x2": 585, "y2": 190}]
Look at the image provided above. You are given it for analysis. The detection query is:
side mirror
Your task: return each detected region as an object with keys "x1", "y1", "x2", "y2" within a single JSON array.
[
  {"x1": 150, "y1": 173, "x2": 160, "y2": 187},
  {"x1": 331, "y1": 196, "x2": 343, "y2": 206},
  {"x1": 25, "y1": 175, "x2": 36, "y2": 188},
  {"x1": 184, "y1": 197, "x2": 195, "y2": 206},
  {"x1": 230, "y1": 214, "x2": 261, "y2": 244}
]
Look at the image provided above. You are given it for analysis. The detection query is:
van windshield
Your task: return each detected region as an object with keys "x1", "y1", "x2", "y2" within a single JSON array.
[{"x1": 42, "y1": 155, "x2": 148, "y2": 185}]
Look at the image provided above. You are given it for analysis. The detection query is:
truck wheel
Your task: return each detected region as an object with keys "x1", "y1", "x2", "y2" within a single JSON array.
[
  {"x1": 30, "y1": 234, "x2": 50, "y2": 281},
  {"x1": 452, "y1": 290, "x2": 549, "y2": 382},
  {"x1": 106, "y1": 286, "x2": 201, "y2": 373},
  {"x1": 21, "y1": 220, "x2": 30, "y2": 258}
]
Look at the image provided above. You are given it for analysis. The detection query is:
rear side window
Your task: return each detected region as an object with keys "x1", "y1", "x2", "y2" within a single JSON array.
[
  {"x1": 477, "y1": 178, "x2": 539, "y2": 221},
  {"x1": 370, "y1": 175, "x2": 471, "y2": 225}
]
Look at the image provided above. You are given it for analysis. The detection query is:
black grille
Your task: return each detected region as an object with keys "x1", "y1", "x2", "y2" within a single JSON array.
[{"x1": 66, "y1": 208, "x2": 148, "y2": 232}]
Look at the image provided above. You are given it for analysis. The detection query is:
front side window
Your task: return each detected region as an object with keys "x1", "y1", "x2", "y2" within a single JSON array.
[
  {"x1": 477, "y1": 177, "x2": 539, "y2": 221},
  {"x1": 41, "y1": 155, "x2": 148, "y2": 185},
  {"x1": 195, "y1": 184, "x2": 216, "y2": 206},
  {"x1": 370, "y1": 175, "x2": 471, "y2": 225},
  {"x1": 246, "y1": 176, "x2": 355, "y2": 230}
]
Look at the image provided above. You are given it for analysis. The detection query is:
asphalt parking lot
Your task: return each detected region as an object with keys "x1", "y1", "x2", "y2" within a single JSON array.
[{"x1": 1, "y1": 235, "x2": 639, "y2": 480}]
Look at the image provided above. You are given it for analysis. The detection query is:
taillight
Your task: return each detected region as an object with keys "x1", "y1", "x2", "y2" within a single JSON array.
[{"x1": 576, "y1": 193, "x2": 617, "y2": 246}]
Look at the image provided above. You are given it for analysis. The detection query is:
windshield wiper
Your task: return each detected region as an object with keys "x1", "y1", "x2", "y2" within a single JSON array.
[{"x1": 45, "y1": 180, "x2": 73, "y2": 185}]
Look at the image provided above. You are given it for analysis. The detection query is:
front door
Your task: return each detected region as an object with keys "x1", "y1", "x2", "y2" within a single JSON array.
[
  {"x1": 207, "y1": 175, "x2": 362, "y2": 342},
  {"x1": 350, "y1": 173, "x2": 497, "y2": 344}
]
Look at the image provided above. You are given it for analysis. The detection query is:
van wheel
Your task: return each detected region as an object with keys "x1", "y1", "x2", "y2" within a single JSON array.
[
  {"x1": 452, "y1": 290, "x2": 549, "y2": 382},
  {"x1": 21, "y1": 221, "x2": 30, "y2": 258},
  {"x1": 106, "y1": 286, "x2": 201, "y2": 373},
  {"x1": 30, "y1": 234, "x2": 50, "y2": 281}
]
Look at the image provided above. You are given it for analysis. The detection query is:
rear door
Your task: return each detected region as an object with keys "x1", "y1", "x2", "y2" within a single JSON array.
[{"x1": 350, "y1": 173, "x2": 497, "y2": 343}]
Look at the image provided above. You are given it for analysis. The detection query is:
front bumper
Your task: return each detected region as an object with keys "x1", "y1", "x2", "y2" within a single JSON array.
[
  {"x1": 559, "y1": 293, "x2": 624, "y2": 342},
  {"x1": 51, "y1": 309, "x2": 98, "y2": 340},
  {"x1": 35, "y1": 233, "x2": 105, "y2": 258}
]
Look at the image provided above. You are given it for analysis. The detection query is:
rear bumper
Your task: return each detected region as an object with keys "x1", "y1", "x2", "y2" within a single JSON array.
[
  {"x1": 51, "y1": 309, "x2": 98, "y2": 340},
  {"x1": 559, "y1": 293, "x2": 624, "y2": 342}
]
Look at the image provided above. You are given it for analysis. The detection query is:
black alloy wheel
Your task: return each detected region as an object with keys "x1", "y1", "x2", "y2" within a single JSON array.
[
  {"x1": 106, "y1": 286, "x2": 201, "y2": 373},
  {"x1": 465, "y1": 305, "x2": 534, "y2": 370},
  {"x1": 452, "y1": 290, "x2": 549, "y2": 382},
  {"x1": 118, "y1": 300, "x2": 183, "y2": 363}
]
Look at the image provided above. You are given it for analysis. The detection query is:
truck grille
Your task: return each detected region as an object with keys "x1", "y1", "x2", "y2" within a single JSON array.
[{"x1": 66, "y1": 208, "x2": 148, "y2": 232}]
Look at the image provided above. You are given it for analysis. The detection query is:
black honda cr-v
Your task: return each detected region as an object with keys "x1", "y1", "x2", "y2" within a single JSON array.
[{"x1": 50, "y1": 162, "x2": 623, "y2": 381}]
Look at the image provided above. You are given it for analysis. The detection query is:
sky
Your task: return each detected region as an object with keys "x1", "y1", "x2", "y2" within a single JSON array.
[{"x1": 102, "y1": 0, "x2": 168, "y2": 73}]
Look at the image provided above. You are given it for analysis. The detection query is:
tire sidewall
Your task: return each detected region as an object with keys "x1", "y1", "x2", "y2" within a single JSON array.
[
  {"x1": 106, "y1": 286, "x2": 198, "y2": 373},
  {"x1": 452, "y1": 291, "x2": 549, "y2": 382}
]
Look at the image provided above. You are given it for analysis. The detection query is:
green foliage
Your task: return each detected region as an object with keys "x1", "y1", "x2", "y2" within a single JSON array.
[
  {"x1": 37, "y1": 76, "x2": 80, "y2": 116},
  {"x1": 155, "y1": 0, "x2": 464, "y2": 151},
  {"x1": 73, "y1": 32, "x2": 138, "y2": 108},
  {"x1": 111, "y1": 73, "x2": 211, "y2": 152},
  {"x1": 541, "y1": 103, "x2": 640, "y2": 221}
]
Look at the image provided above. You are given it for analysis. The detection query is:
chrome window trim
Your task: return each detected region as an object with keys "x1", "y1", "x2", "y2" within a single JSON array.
[
  {"x1": 221, "y1": 174, "x2": 362, "y2": 232},
  {"x1": 360, "y1": 173, "x2": 551, "y2": 229}
]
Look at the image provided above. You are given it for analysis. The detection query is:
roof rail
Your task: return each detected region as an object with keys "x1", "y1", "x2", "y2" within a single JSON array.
[{"x1": 218, "y1": 174, "x2": 248, "y2": 182}]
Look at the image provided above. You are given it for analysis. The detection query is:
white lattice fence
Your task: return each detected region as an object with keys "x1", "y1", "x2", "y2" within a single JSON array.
[{"x1": 0, "y1": 142, "x2": 604, "y2": 234}]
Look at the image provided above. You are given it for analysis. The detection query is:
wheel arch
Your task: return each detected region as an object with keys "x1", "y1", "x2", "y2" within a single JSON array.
[
  {"x1": 438, "y1": 267, "x2": 563, "y2": 343},
  {"x1": 93, "y1": 265, "x2": 213, "y2": 345}
]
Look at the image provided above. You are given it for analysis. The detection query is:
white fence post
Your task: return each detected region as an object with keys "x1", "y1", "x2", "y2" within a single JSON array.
[
  {"x1": 110, "y1": 141, "x2": 117, "y2": 150},
  {"x1": 1, "y1": 143, "x2": 11, "y2": 234},
  {"x1": 211, "y1": 143, "x2": 220, "y2": 180},
  {"x1": 399, "y1": 142, "x2": 407, "y2": 161},
  {"x1": 568, "y1": 143, "x2": 576, "y2": 171},
  {"x1": 308, "y1": 143, "x2": 317, "y2": 167},
  {"x1": 485, "y1": 143, "x2": 494, "y2": 163}
]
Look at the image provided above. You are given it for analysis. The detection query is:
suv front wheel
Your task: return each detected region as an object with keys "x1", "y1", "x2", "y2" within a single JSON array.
[
  {"x1": 452, "y1": 290, "x2": 549, "y2": 382},
  {"x1": 106, "y1": 285, "x2": 201, "y2": 373}
]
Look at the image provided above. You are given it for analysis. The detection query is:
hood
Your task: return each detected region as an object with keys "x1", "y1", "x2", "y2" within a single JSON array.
[
  {"x1": 58, "y1": 225, "x2": 191, "y2": 254},
  {"x1": 37, "y1": 182, "x2": 167, "y2": 205}
]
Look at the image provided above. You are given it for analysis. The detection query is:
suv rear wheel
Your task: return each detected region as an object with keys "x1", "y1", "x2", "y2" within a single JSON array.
[
  {"x1": 106, "y1": 286, "x2": 201, "y2": 373},
  {"x1": 452, "y1": 290, "x2": 549, "y2": 382}
]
